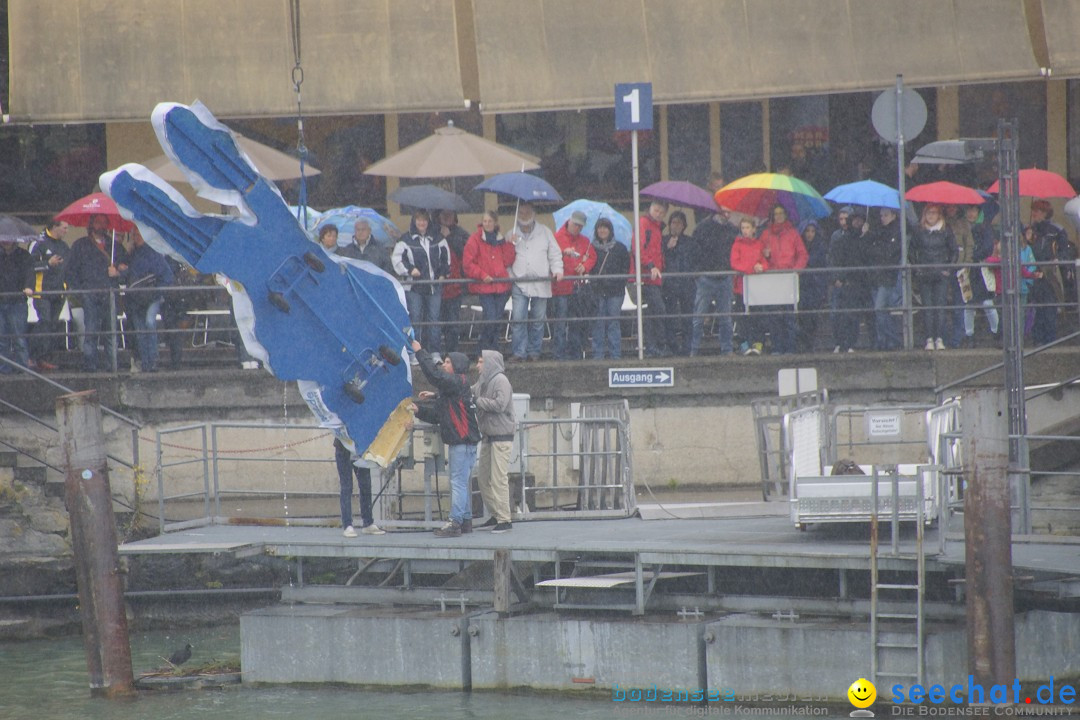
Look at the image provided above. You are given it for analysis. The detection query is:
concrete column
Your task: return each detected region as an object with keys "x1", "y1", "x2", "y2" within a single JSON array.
[{"x1": 961, "y1": 387, "x2": 1016, "y2": 689}]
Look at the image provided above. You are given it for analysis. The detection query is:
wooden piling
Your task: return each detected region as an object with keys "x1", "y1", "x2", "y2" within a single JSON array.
[
  {"x1": 59, "y1": 390, "x2": 135, "y2": 698},
  {"x1": 493, "y1": 549, "x2": 512, "y2": 614},
  {"x1": 962, "y1": 388, "x2": 1016, "y2": 689}
]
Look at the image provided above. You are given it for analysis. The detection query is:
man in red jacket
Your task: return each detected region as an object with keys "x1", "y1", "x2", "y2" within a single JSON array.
[
  {"x1": 552, "y1": 210, "x2": 597, "y2": 359},
  {"x1": 629, "y1": 199, "x2": 669, "y2": 356}
]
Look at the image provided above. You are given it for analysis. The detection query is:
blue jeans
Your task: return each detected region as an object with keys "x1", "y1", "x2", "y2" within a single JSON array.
[
  {"x1": 448, "y1": 442, "x2": 477, "y2": 524},
  {"x1": 550, "y1": 295, "x2": 570, "y2": 359},
  {"x1": 335, "y1": 441, "x2": 374, "y2": 528},
  {"x1": 592, "y1": 294, "x2": 623, "y2": 359},
  {"x1": 0, "y1": 300, "x2": 30, "y2": 369},
  {"x1": 406, "y1": 290, "x2": 442, "y2": 352},
  {"x1": 510, "y1": 286, "x2": 547, "y2": 359},
  {"x1": 476, "y1": 292, "x2": 508, "y2": 351},
  {"x1": 691, "y1": 275, "x2": 733, "y2": 354},
  {"x1": 80, "y1": 292, "x2": 115, "y2": 372},
  {"x1": 872, "y1": 279, "x2": 902, "y2": 350},
  {"x1": 131, "y1": 298, "x2": 163, "y2": 371}
]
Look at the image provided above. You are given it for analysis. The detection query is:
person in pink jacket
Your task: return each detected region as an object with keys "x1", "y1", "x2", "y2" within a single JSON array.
[
  {"x1": 463, "y1": 210, "x2": 516, "y2": 351},
  {"x1": 758, "y1": 204, "x2": 808, "y2": 354}
]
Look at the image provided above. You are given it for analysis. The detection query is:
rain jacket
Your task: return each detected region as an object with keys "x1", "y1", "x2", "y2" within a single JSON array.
[
  {"x1": 413, "y1": 349, "x2": 481, "y2": 446},
  {"x1": 759, "y1": 220, "x2": 808, "y2": 270},
  {"x1": 509, "y1": 220, "x2": 563, "y2": 298},
  {"x1": 552, "y1": 223, "x2": 596, "y2": 297},
  {"x1": 337, "y1": 238, "x2": 393, "y2": 275},
  {"x1": 471, "y1": 349, "x2": 516, "y2": 440},
  {"x1": 0, "y1": 245, "x2": 34, "y2": 299},
  {"x1": 798, "y1": 221, "x2": 829, "y2": 310},
  {"x1": 123, "y1": 241, "x2": 174, "y2": 312},
  {"x1": 66, "y1": 234, "x2": 129, "y2": 295},
  {"x1": 463, "y1": 226, "x2": 516, "y2": 295},
  {"x1": 28, "y1": 230, "x2": 69, "y2": 295},
  {"x1": 730, "y1": 234, "x2": 769, "y2": 295},
  {"x1": 911, "y1": 221, "x2": 957, "y2": 272},
  {"x1": 629, "y1": 214, "x2": 664, "y2": 286},
  {"x1": 439, "y1": 223, "x2": 471, "y2": 302},
  {"x1": 590, "y1": 237, "x2": 631, "y2": 300},
  {"x1": 865, "y1": 218, "x2": 903, "y2": 288},
  {"x1": 692, "y1": 215, "x2": 737, "y2": 272},
  {"x1": 392, "y1": 221, "x2": 450, "y2": 295}
]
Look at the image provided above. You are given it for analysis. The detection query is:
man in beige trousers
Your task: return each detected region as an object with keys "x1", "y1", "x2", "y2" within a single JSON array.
[{"x1": 471, "y1": 349, "x2": 515, "y2": 533}]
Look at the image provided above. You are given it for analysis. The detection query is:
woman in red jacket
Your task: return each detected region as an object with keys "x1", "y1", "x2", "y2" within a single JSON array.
[
  {"x1": 730, "y1": 218, "x2": 770, "y2": 355},
  {"x1": 463, "y1": 211, "x2": 516, "y2": 351},
  {"x1": 757, "y1": 204, "x2": 808, "y2": 354}
]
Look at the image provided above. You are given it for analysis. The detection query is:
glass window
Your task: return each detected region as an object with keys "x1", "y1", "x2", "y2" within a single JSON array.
[
  {"x1": 959, "y1": 82, "x2": 1046, "y2": 187},
  {"x1": 0, "y1": 123, "x2": 106, "y2": 217},
  {"x1": 496, "y1": 108, "x2": 659, "y2": 204},
  {"x1": 1069, "y1": 79, "x2": 1080, "y2": 191},
  {"x1": 667, "y1": 103, "x2": 710, "y2": 185},
  {"x1": 719, "y1": 101, "x2": 763, "y2": 184}
]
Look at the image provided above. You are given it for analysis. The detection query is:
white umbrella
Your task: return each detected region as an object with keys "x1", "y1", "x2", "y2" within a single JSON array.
[
  {"x1": 364, "y1": 122, "x2": 539, "y2": 178},
  {"x1": 143, "y1": 134, "x2": 320, "y2": 182}
]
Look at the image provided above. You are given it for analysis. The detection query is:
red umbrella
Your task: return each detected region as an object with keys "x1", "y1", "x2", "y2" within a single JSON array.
[
  {"x1": 986, "y1": 168, "x2": 1076, "y2": 198},
  {"x1": 55, "y1": 192, "x2": 135, "y2": 232},
  {"x1": 905, "y1": 181, "x2": 984, "y2": 205}
]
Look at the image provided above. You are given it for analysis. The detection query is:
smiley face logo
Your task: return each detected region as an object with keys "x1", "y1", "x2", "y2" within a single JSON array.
[{"x1": 848, "y1": 678, "x2": 877, "y2": 708}]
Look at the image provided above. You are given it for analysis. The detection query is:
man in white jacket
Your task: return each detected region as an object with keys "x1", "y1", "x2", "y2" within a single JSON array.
[{"x1": 508, "y1": 201, "x2": 563, "y2": 362}]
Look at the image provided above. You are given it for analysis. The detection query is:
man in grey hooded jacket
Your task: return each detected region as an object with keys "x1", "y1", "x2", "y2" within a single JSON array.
[{"x1": 471, "y1": 349, "x2": 516, "y2": 533}]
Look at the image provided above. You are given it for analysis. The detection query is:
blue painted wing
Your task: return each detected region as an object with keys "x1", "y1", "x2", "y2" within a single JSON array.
[{"x1": 100, "y1": 102, "x2": 412, "y2": 460}]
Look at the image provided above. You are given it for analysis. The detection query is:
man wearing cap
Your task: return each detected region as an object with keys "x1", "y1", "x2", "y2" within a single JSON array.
[
  {"x1": 507, "y1": 201, "x2": 563, "y2": 362},
  {"x1": 551, "y1": 210, "x2": 596, "y2": 360},
  {"x1": 1029, "y1": 199, "x2": 1066, "y2": 345},
  {"x1": 0, "y1": 234, "x2": 35, "y2": 372}
]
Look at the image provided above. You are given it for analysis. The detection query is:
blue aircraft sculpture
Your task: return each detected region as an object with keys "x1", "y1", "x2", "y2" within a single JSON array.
[{"x1": 100, "y1": 102, "x2": 413, "y2": 463}]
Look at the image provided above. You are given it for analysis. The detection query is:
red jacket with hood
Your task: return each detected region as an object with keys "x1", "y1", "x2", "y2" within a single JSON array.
[
  {"x1": 463, "y1": 225, "x2": 516, "y2": 295},
  {"x1": 628, "y1": 214, "x2": 664, "y2": 287}
]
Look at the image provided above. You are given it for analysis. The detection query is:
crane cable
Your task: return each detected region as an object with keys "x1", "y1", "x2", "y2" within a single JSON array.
[{"x1": 288, "y1": 0, "x2": 310, "y2": 230}]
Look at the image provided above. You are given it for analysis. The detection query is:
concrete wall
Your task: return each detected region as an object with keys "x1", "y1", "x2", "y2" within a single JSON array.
[{"x1": 239, "y1": 605, "x2": 1080, "y2": 700}]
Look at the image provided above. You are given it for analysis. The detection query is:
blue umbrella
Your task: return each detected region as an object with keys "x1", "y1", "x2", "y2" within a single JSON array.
[
  {"x1": 389, "y1": 184, "x2": 470, "y2": 212},
  {"x1": 288, "y1": 205, "x2": 323, "y2": 232},
  {"x1": 824, "y1": 180, "x2": 901, "y2": 210},
  {"x1": 474, "y1": 172, "x2": 562, "y2": 203},
  {"x1": 553, "y1": 199, "x2": 632, "y2": 248},
  {"x1": 316, "y1": 206, "x2": 400, "y2": 246}
]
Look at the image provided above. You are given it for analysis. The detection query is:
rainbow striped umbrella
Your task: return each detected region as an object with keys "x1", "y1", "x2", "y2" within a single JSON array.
[{"x1": 713, "y1": 173, "x2": 830, "y2": 223}]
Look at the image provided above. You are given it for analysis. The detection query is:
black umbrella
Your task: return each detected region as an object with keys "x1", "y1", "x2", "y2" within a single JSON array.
[
  {"x1": 389, "y1": 184, "x2": 470, "y2": 212},
  {"x1": 0, "y1": 215, "x2": 38, "y2": 244}
]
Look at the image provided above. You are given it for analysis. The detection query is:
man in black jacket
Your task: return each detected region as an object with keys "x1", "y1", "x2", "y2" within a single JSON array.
[
  {"x1": 409, "y1": 339, "x2": 480, "y2": 538},
  {"x1": 689, "y1": 209, "x2": 738, "y2": 355},
  {"x1": 27, "y1": 219, "x2": 69, "y2": 370}
]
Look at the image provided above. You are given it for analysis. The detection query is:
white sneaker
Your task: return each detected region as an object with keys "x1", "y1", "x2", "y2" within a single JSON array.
[
  {"x1": 935, "y1": 338, "x2": 946, "y2": 351},
  {"x1": 833, "y1": 346, "x2": 841, "y2": 354},
  {"x1": 360, "y1": 523, "x2": 386, "y2": 535},
  {"x1": 924, "y1": 338, "x2": 935, "y2": 351},
  {"x1": 343, "y1": 525, "x2": 358, "y2": 538}
]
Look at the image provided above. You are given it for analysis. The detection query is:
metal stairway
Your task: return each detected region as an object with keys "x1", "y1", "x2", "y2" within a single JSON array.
[{"x1": 869, "y1": 464, "x2": 927, "y2": 688}]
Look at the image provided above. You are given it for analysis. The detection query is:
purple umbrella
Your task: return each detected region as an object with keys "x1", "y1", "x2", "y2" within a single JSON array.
[{"x1": 641, "y1": 180, "x2": 718, "y2": 212}]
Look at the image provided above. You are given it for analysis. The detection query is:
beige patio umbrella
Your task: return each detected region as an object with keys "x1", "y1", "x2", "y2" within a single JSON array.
[
  {"x1": 364, "y1": 122, "x2": 539, "y2": 178},
  {"x1": 143, "y1": 134, "x2": 320, "y2": 182}
]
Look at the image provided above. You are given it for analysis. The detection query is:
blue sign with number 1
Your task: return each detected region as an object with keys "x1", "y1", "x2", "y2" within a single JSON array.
[{"x1": 615, "y1": 83, "x2": 653, "y2": 131}]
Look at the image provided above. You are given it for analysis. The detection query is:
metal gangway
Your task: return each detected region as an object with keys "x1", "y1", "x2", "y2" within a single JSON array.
[{"x1": 784, "y1": 402, "x2": 956, "y2": 529}]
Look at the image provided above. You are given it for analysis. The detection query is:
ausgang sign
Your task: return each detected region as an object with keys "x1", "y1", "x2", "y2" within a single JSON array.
[{"x1": 608, "y1": 367, "x2": 674, "y2": 388}]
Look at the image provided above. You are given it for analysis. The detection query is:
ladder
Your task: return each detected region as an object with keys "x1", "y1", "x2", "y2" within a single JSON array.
[{"x1": 870, "y1": 464, "x2": 926, "y2": 687}]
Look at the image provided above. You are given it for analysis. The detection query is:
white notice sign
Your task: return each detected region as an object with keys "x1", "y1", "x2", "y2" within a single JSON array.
[{"x1": 867, "y1": 412, "x2": 902, "y2": 441}]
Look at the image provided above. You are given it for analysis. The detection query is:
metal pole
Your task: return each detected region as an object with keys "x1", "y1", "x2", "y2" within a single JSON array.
[
  {"x1": 997, "y1": 119, "x2": 1030, "y2": 534},
  {"x1": 631, "y1": 129, "x2": 644, "y2": 360},
  {"x1": 58, "y1": 390, "x2": 135, "y2": 698},
  {"x1": 962, "y1": 387, "x2": 1016, "y2": 688},
  {"x1": 896, "y1": 75, "x2": 914, "y2": 350}
]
